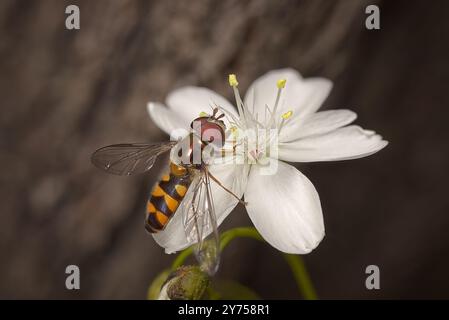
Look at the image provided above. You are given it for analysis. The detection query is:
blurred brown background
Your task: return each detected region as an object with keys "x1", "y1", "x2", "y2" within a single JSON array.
[{"x1": 1, "y1": 0, "x2": 448, "y2": 299}]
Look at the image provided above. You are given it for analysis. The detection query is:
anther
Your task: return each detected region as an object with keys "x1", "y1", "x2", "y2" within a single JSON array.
[
  {"x1": 268, "y1": 79, "x2": 287, "y2": 128},
  {"x1": 281, "y1": 110, "x2": 293, "y2": 119},
  {"x1": 228, "y1": 74, "x2": 247, "y2": 127},
  {"x1": 228, "y1": 74, "x2": 239, "y2": 87},
  {"x1": 230, "y1": 126, "x2": 238, "y2": 137},
  {"x1": 278, "y1": 109, "x2": 293, "y2": 134},
  {"x1": 277, "y1": 79, "x2": 287, "y2": 89}
]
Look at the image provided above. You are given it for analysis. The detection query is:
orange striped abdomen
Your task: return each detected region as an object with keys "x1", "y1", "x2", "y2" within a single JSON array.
[{"x1": 145, "y1": 163, "x2": 191, "y2": 233}]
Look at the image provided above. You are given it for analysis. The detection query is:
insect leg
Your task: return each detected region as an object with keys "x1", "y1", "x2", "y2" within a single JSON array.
[
  {"x1": 190, "y1": 177, "x2": 203, "y2": 244},
  {"x1": 205, "y1": 167, "x2": 247, "y2": 206}
]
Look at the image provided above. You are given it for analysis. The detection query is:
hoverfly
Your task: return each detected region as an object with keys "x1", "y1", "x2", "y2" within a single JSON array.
[{"x1": 91, "y1": 108, "x2": 245, "y2": 275}]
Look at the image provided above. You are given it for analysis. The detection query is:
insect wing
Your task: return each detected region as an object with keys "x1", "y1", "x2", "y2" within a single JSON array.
[
  {"x1": 91, "y1": 142, "x2": 177, "y2": 176},
  {"x1": 181, "y1": 170, "x2": 220, "y2": 275}
]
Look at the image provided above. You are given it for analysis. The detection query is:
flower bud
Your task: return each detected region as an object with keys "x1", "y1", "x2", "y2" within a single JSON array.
[{"x1": 158, "y1": 266, "x2": 209, "y2": 300}]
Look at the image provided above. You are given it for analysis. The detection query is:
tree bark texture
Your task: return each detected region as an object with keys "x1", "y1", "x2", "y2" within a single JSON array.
[{"x1": 0, "y1": 0, "x2": 448, "y2": 298}]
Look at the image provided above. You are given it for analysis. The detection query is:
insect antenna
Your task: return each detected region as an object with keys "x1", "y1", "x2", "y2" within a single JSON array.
[{"x1": 211, "y1": 107, "x2": 219, "y2": 118}]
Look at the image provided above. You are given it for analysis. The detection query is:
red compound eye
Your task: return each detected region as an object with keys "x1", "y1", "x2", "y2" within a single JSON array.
[{"x1": 191, "y1": 117, "x2": 225, "y2": 146}]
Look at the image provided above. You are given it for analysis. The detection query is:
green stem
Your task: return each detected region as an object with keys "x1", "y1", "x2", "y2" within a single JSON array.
[
  {"x1": 172, "y1": 247, "x2": 193, "y2": 270},
  {"x1": 171, "y1": 227, "x2": 318, "y2": 300},
  {"x1": 283, "y1": 254, "x2": 318, "y2": 300},
  {"x1": 220, "y1": 227, "x2": 264, "y2": 250}
]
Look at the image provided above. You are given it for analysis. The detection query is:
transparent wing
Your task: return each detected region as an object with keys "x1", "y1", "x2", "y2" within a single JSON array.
[
  {"x1": 91, "y1": 142, "x2": 177, "y2": 176},
  {"x1": 181, "y1": 169, "x2": 220, "y2": 275}
]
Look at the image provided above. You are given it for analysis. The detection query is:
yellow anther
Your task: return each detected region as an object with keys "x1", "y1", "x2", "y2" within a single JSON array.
[
  {"x1": 230, "y1": 126, "x2": 238, "y2": 137},
  {"x1": 281, "y1": 110, "x2": 293, "y2": 119},
  {"x1": 277, "y1": 79, "x2": 287, "y2": 89},
  {"x1": 199, "y1": 111, "x2": 208, "y2": 117},
  {"x1": 228, "y1": 74, "x2": 239, "y2": 87}
]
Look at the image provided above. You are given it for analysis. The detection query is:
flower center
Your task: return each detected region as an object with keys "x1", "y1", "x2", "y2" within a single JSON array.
[{"x1": 224, "y1": 74, "x2": 293, "y2": 164}]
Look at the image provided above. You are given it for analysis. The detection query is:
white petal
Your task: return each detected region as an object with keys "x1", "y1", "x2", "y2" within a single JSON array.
[
  {"x1": 147, "y1": 102, "x2": 190, "y2": 135},
  {"x1": 279, "y1": 125, "x2": 388, "y2": 162},
  {"x1": 245, "y1": 161, "x2": 324, "y2": 254},
  {"x1": 209, "y1": 162, "x2": 249, "y2": 217},
  {"x1": 166, "y1": 86, "x2": 238, "y2": 127},
  {"x1": 244, "y1": 68, "x2": 333, "y2": 118},
  {"x1": 279, "y1": 109, "x2": 357, "y2": 142},
  {"x1": 152, "y1": 207, "x2": 191, "y2": 254},
  {"x1": 153, "y1": 163, "x2": 248, "y2": 253}
]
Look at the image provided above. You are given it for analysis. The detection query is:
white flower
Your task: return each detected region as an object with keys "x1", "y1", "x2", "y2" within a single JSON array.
[{"x1": 147, "y1": 68, "x2": 388, "y2": 255}]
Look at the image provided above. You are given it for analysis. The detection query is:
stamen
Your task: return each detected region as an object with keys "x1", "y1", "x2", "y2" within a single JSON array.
[
  {"x1": 228, "y1": 74, "x2": 239, "y2": 87},
  {"x1": 216, "y1": 105, "x2": 242, "y2": 128},
  {"x1": 228, "y1": 74, "x2": 247, "y2": 128},
  {"x1": 268, "y1": 78, "x2": 287, "y2": 128},
  {"x1": 230, "y1": 126, "x2": 238, "y2": 138},
  {"x1": 277, "y1": 79, "x2": 287, "y2": 89},
  {"x1": 251, "y1": 86, "x2": 257, "y2": 117},
  {"x1": 264, "y1": 104, "x2": 272, "y2": 127},
  {"x1": 278, "y1": 109, "x2": 293, "y2": 134},
  {"x1": 281, "y1": 110, "x2": 293, "y2": 119}
]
